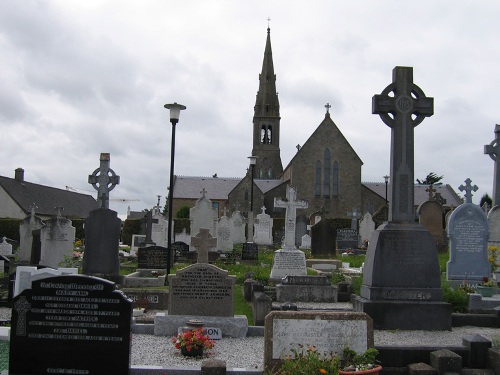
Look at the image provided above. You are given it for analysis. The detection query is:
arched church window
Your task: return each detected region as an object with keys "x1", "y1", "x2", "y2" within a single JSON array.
[
  {"x1": 244, "y1": 189, "x2": 249, "y2": 201},
  {"x1": 259, "y1": 167, "x2": 264, "y2": 178},
  {"x1": 315, "y1": 160, "x2": 321, "y2": 196},
  {"x1": 333, "y1": 161, "x2": 339, "y2": 196},
  {"x1": 267, "y1": 168, "x2": 272, "y2": 178},
  {"x1": 267, "y1": 126, "x2": 272, "y2": 144},
  {"x1": 323, "y1": 149, "x2": 331, "y2": 197},
  {"x1": 261, "y1": 126, "x2": 268, "y2": 144}
]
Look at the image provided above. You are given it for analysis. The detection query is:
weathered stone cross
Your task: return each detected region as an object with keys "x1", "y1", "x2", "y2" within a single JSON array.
[
  {"x1": 191, "y1": 228, "x2": 217, "y2": 263},
  {"x1": 88, "y1": 153, "x2": 120, "y2": 209},
  {"x1": 325, "y1": 102, "x2": 331, "y2": 114},
  {"x1": 347, "y1": 208, "x2": 362, "y2": 229},
  {"x1": 373, "y1": 66, "x2": 434, "y2": 222},
  {"x1": 426, "y1": 184, "x2": 436, "y2": 200},
  {"x1": 484, "y1": 124, "x2": 500, "y2": 206},
  {"x1": 459, "y1": 178, "x2": 478, "y2": 204},
  {"x1": 274, "y1": 185, "x2": 308, "y2": 250}
]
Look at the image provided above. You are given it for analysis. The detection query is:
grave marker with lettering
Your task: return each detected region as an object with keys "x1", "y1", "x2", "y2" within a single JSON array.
[
  {"x1": 9, "y1": 274, "x2": 131, "y2": 375},
  {"x1": 137, "y1": 245, "x2": 168, "y2": 269}
]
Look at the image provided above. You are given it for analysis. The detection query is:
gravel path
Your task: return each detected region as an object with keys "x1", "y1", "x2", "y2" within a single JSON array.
[{"x1": 3, "y1": 307, "x2": 500, "y2": 370}]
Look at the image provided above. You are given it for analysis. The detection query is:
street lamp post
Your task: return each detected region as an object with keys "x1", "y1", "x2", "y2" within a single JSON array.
[
  {"x1": 247, "y1": 156, "x2": 257, "y2": 241},
  {"x1": 164, "y1": 102, "x2": 186, "y2": 277},
  {"x1": 383, "y1": 175, "x2": 390, "y2": 205}
]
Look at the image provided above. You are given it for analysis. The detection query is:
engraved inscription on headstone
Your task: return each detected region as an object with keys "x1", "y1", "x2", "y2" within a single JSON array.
[{"x1": 137, "y1": 246, "x2": 168, "y2": 269}]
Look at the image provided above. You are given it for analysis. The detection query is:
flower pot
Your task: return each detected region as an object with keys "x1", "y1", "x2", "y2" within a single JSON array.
[
  {"x1": 340, "y1": 365, "x2": 382, "y2": 375},
  {"x1": 477, "y1": 286, "x2": 495, "y2": 297},
  {"x1": 180, "y1": 346, "x2": 203, "y2": 357}
]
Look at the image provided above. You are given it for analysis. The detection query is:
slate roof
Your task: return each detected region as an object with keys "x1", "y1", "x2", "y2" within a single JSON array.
[
  {"x1": 173, "y1": 176, "x2": 242, "y2": 200},
  {"x1": 255, "y1": 179, "x2": 285, "y2": 193},
  {"x1": 362, "y1": 182, "x2": 463, "y2": 208},
  {"x1": 0, "y1": 175, "x2": 97, "y2": 218}
]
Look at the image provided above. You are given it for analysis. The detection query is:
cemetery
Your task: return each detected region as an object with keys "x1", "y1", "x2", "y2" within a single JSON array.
[{"x1": 2, "y1": 29, "x2": 500, "y2": 375}]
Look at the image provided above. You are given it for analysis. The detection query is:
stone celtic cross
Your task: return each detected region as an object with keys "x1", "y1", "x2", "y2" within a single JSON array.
[
  {"x1": 347, "y1": 207, "x2": 362, "y2": 229},
  {"x1": 14, "y1": 296, "x2": 31, "y2": 336},
  {"x1": 191, "y1": 228, "x2": 217, "y2": 263},
  {"x1": 373, "y1": 66, "x2": 434, "y2": 222},
  {"x1": 274, "y1": 185, "x2": 308, "y2": 249},
  {"x1": 484, "y1": 124, "x2": 500, "y2": 206},
  {"x1": 459, "y1": 178, "x2": 478, "y2": 204},
  {"x1": 88, "y1": 153, "x2": 120, "y2": 209}
]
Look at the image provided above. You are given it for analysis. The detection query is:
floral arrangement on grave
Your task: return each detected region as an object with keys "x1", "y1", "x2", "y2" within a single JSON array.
[
  {"x1": 339, "y1": 347, "x2": 380, "y2": 374},
  {"x1": 273, "y1": 344, "x2": 340, "y2": 375},
  {"x1": 171, "y1": 327, "x2": 215, "y2": 355},
  {"x1": 488, "y1": 246, "x2": 500, "y2": 273},
  {"x1": 480, "y1": 276, "x2": 496, "y2": 287}
]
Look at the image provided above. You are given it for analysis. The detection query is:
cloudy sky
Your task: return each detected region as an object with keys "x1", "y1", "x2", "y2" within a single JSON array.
[{"x1": 1, "y1": 1, "x2": 499, "y2": 217}]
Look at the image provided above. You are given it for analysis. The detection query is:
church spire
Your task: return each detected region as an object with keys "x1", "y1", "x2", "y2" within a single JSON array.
[{"x1": 251, "y1": 26, "x2": 283, "y2": 179}]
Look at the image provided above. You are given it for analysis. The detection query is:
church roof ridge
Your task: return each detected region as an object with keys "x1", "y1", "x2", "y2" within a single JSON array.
[{"x1": 176, "y1": 175, "x2": 242, "y2": 180}]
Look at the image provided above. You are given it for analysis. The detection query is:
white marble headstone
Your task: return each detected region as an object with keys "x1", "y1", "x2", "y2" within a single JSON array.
[
  {"x1": 14, "y1": 266, "x2": 78, "y2": 297},
  {"x1": 40, "y1": 217, "x2": 76, "y2": 268},
  {"x1": 0, "y1": 237, "x2": 12, "y2": 256}
]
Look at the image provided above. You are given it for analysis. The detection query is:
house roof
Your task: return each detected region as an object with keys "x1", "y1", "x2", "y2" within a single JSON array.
[
  {"x1": 173, "y1": 176, "x2": 242, "y2": 200},
  {"x1": 0, "y1": 175, "x2": 97, "y2": 218},
  {"x1": 362, "y1": 182, "x2": 463, "y2": 208},
  {"x1": 255, "y1": 179, "x2": 286, "y2": 194}
]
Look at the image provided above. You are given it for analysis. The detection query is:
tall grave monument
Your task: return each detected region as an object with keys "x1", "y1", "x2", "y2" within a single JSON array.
[
  {"x1": 485, "y1": 125, "x2": 500, "y2": 247},
  {"x1": 39, "y1": 207, "x2": 76, "y2": 268},
  {"x1": 270, "y1": 185, "x2": 308, "y2": 280},
  {"x1": 18, "y1": 204, "x2": 45, "y2": 263},
  {"x1": 354, "y1": 66, "x2": 451, "y2": 330},
  {"x1": 82, "y1": 153, "x2": 121, "y2": 278}
]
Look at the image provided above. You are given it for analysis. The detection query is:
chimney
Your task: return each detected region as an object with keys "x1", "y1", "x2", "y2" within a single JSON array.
[{"x1": 15, "y1": 168, "x2": 24, "y2": 182}]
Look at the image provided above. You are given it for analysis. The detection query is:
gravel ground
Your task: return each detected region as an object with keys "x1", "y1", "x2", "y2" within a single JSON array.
[{"x1": 3, "y1": 306, "x2": 500, "y2": 370}]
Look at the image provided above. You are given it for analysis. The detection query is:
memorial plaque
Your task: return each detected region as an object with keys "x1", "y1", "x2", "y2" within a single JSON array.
[
  {"x1": 242, "y1": 242, "x2": 258, "y2": 261},
  {"x1": 137, "y1": 245, "x2": 168, "y2": 269},
  {"x1": 168, "y1": 263, "x2": 235, "y2": 316},
  {"x1": 9, "y1": 274, "x2": 132, "y2": 375},
  {"x1": 281, "y1": 275, "x2": 329, "y2": 285},
  {"x1": 336, "y1": 229, "x2": 359, "y2": 250}
]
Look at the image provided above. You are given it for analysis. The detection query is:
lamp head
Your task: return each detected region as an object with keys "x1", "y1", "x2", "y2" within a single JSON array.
[
  {"x1": 164, "y1": 102, "x2": 186, "y2": 123},
  {"x1": 384, "y1": 175, "x2": 390, "y2": 183},
  {"x1": 248, "y1": 156, "x2": 258, "y2": 166}
]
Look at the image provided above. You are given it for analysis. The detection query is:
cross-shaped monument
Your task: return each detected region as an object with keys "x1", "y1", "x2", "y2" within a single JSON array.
[
  {"x1": 484, "y1": 124, "x2": 500, "y2": 206},
  {"x1": 459, "y1": 178, "x2": 478, "y2": 204},
  {"x1": 325, "y1": 102, "x2": 331, "y2": 114},
  {"x1": 347, "y1": 208, "x2": 362, "y2": 230},
  {"x1": 88, "y1": 153, "x2": 120, "y2": 209},
  {"x1": 142, "y1": 210, "x2": 159, "y2": 246},
  {"x1": 426, "y1": 184, "x2": 436, "y2": 201},
  {"x1": 373, "y1": 66, "x2": 434, "y2": 222},
  {"x1": 191, "y1": 228, "x2": 217, "y2": 263},
  {"x1": 274, "y1": 185, "x2": 308, "y2": 250},
  {"x1": 13, "y1": 296, "x2": 31, "y2": 336}
]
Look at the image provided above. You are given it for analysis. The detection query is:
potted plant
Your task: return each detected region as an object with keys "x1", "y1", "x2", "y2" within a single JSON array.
[
  {"x1": 339, "y1": 347, "x2": 381, "y2": 375},
  {"x1": 476, "y1": 276, "x2": 497, "y2": 297},
  {"x1": 171, "y1": 327, "x2": 215, "y2": 357},
  {"x1": 272, "y1": 345, "x2": 340, "y2": 374}
]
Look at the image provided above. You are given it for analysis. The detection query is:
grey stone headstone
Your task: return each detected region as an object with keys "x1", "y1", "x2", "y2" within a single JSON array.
[
  {"x1": 254, "y1": 207, "x2": 273, "y2": 245},
  {"x1": 151, "y1": 211, "x2": 169, "y2": 248},
  {"x1": 18, "y1": 213, "x2": 44, "y2": 263},
  {"x1": 0, "y1": 237, "x2": 12, "y2": 256},
  {"x1": 300, "y1": 234, "x2": 311, "y2": 249},
  {"x1": 14, "y1": 266, "x2": 78, "y2": 297},
  {"x1": 230, "y1": 211, "x2": 246, "y2": 244},
  {"x1": 359, "y1": 212, "x2": 376, "y2": 245},
  {"x1": 418, "y1": 200, "x2": 446, "y2": 251},
  {"x1": 190, "y1": 189, "x2": 218, "y2": 237},
  {"x1": 273, "y1": 185, "x2": 308, "y2": 250},
  {"x1": 295, "y1": 215, "x2": 307, "y2": 247},
  {"x1": 39, "y1": 216, "x2": 76, "y2": 268},
  {"x1": 82, "y1": 208, "x2": 121, "y2": 276},
  {"x1": 447, "y1": 203, "x2": 490, "y2": 283},
  {"x1": 217, "y1": 215, "x2": 234, "y2": 251}
]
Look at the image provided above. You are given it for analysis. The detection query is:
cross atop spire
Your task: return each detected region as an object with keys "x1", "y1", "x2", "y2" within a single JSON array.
[
  {"x1": 325, "y1": 102, "x2": 331, "y2": 114},
  {"x1": 267, "y1": 17, "x2": 271, "y2": 30}
]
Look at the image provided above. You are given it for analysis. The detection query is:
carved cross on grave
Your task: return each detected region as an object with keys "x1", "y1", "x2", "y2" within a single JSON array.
[
  {"x1": 88, "y1": 153, "x2": 120, "y2": 209},
  {"x1": 274, "y1": 185, "x2": 308, "y2": 249},
  {"x1": 54, "y1": 206, "x2": 63, "y2": 218},
  {"x1": 373, "y1": 66, "x2": 434, "y2": 222},
  {"x1": 200, "y1": 188, "x2": 207, "y2": 199},
  {"x1": 14, "y1": 296, "x2": 31, "y2": 336},
  {"x1": 142, "y1": 210, "x2": 159, "y2": 246},
  {"x1": 426, "y1": 184, "x2": 436, "y2": 201},
  {"x1": 484, "y1": 124, "x2": 500, "y2": 206},
  {"x1": 30, "y1": 203, "x2": 37, "y2": 217},
  {"x1": 459, "y1": 178, "x2": 478, "y2": 204},
  {"x1": 191, "y1": 228, "x2": 217, "y2": 263},
  {"x1": 223, "y1": 207, "x2": 228, "y2": 217},
  {"x1": 347, "y1": 208, "x2": 362, "y2": 229},
  {"x1": 260, "y1": 206, "x2": 267, "y2": 214}
]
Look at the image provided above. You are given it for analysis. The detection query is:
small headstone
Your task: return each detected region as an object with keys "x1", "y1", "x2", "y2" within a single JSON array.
[
  {"x1": 130, "y1": 234, "x2": 147, "y2": 256},
  {"x1": 418, "y1": 194, "x2": 446, "y2": 251},
  {"x1": 294, "y1": 214, "x2": 308, "y2": 247},
  {"x1": 39, "y1": 208, "x2": 76, "y2": 268},
  {"x1": 253, "y1": 206, "x2": 273, "y2": 245},
  {"x1": 9, "y1": 274, "x2": 131, "y2": 375},
  {"x1": 242, "y1": 242, "x2": 258, "y2": 261},
  {"x1": 311, "y1": 219, "x2": 336, "y2": 256},
  {"x1": 0, "y1": 237, "x2": 12, "y2": 256},
  {"x1": 190, "y1": 188, "x2": 218, "y2": 237},
  {"x1": 447, "y1": 181, "x2": 490, "y2": 283},
  {"x1": 151, "y1": 210, "x2": 169, "y2": 248},
  {"x1": 18, "y1": 205, "x2": 45, "y2": 263},
  {"x1": 300, "y1": 234, "x2": 311, "y2": 249},
  {"x1": 137, "y1": 245, "x2": 168, "y2": 269},
  {"x1": 359, "y1": 212, "x2": 376, "y2": 245},
  {"x1": 217, "y1": 213, "x2": 234, "y2": 251},
  {"x1": 336, "y1": 228, "x2": 359, "y2": 250},
  {"x1": 264, "y1": 311, "x2": 373, "y2": 373},
  {"x1": 230, "y1": 210, "x2": 246, "y2": 244}
]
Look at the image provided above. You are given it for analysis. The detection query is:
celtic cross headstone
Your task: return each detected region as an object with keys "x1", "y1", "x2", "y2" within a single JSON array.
[
  {"x1": 373, "y1": 66, "x2": 434, "y2": 222},
  {"x1": 484, "y1": 124, "x2": 500, "y2": 206},
  {"x1": 88, "y1": 153, "x2": 120, "y2": 209}
]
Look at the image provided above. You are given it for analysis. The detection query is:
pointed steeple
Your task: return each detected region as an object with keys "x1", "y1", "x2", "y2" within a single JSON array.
[
  {"x1": 254, "y1": 27, "x2": 280, "y2": 117},
  {"x1": 251, "y1": 27, "x2": 283, "y2": 180}
]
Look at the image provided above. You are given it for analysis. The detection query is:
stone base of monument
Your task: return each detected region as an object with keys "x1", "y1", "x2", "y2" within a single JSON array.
[
  {"x1": 276, "y1": 275, "x2": 337, "y2": 303},
  {"x1": 354, "y1": 222, "x2": 452, "y2": 330},
  {"x1": 123, "y1": 269, "x2": 166, "y2": 287},
  {"x1": 269, "y1": 249, "x2": 307, "y2": 282},
  {"x1": 154, "y1": 313, "x2": 248, "y2": 338}
]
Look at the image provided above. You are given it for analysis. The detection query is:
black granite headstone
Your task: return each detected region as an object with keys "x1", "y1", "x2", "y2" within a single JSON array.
[
  {"x1": 336, "y1": 228, "x2": 359, "y2": 250},
  {"x1": 242, "y1": 242, "x2": 258, "y2": 260},
  {"x1": 137, "y1": 245, "x2": 168, "y2": 269},
  {"x1": 9, "y1": 274, "x2": 131, "y2": 375},
  {"x1": 311, "y1": 219, "x2": 336, "y2": 256},
  {"x1": 82, "y1": 208, "x2": 121, "y2": 276}
]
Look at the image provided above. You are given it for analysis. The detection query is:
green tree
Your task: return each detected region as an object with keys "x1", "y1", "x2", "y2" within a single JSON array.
[
  {"x1": 176, "y1": 205, "x2": 190, "y2": 218},
  {"x1": 416, "y1": 172, "x2": 444, "y2": 185},
  {"x1": 480, "y1": 193, "x2": 493, "y2": 209}
]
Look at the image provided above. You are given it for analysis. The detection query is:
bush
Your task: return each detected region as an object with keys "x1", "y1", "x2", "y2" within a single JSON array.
[{"x1": 272, "y1": 344, "x2": 340, "y2": 375}]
